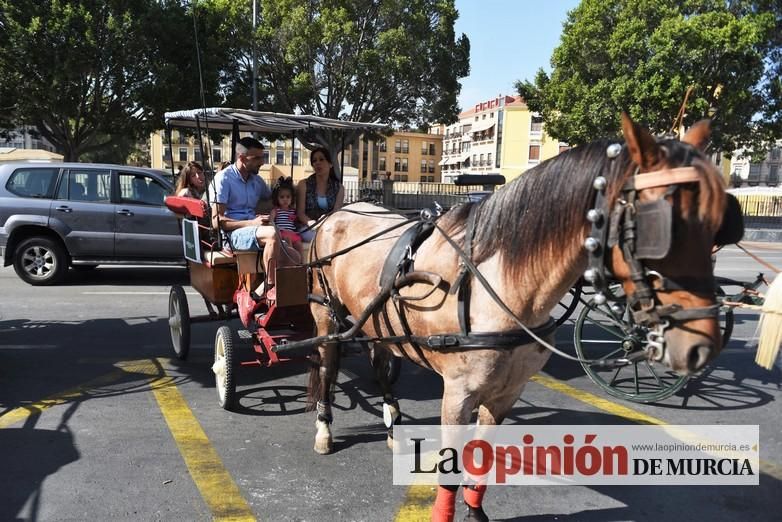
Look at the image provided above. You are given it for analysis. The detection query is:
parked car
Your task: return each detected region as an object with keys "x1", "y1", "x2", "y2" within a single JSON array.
[{"x1": 0, "y1": 162, "x2": 184, "y2": 285}]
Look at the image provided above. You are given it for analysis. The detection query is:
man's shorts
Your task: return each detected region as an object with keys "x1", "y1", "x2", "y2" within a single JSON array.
[{"x1": 230, "y1": 227, "x2": 260, "y2": 251}]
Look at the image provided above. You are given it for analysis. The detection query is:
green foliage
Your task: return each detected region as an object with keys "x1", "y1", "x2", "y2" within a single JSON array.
[
  {"x1": 516, "y1": 0, "x2": 781, "y2": 154},
  {"x1": 0, "y1": 0, "x2": 236, "y2": 162},
  {"x1": 252, "y1": 0, "x2": 470, "y2": 153}
]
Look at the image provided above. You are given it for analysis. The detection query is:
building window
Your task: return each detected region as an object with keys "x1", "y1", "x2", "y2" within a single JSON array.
[
  {"x1": 479, "y1": 153, "x2": 484, "y2": 166},
  {"x1": 428, "y1": 160, "x2": 435, "y2": 173},
  {"x1": 771, "y1": 148, "x2": 780, "y2": 161},
  {"x1": 262, "y1": 150, "x2": 270, "y2": 164},
  {"x1": 194, "y1": 149, "x2": 203, "y2": 162},
  {"x1": 401, "y1": 175, "x2": 408, "y2": 182},
  {"x1": 379, "y1": 139, "x2": 387, "y2": 152},
  {"x1": 394, "y1": 158, "x2": 402, "y2": 172},
  {"x1": 487, "y1": 153, "x2": 492, "y2": 165},
  {"x1": 531, "y1": 116, "x2": 543, "y2": 133},
  {"x1": 276, "y1": 149, "x2": 285, "y2": 165},
  {"x1": 472, "y1": 154, "x2": 477, "y2": 165},
  {"x1": 529, "y1": 145, "x2": 540, "y2": 161},
  {"x1": 429, "y1": 143, "x2": 436, "y2": 156},
  {"x1": 768, "y1": 165, "x2": 779, "y2": 185},
  {"x1": 178, "y1": 133, "x2": 188, "y2": 144},
  {"x1": 292, "y1": 150, "x2": 300, "y2": 165},
  {"x1": 179, "y1": 148, "x2": 188, "y2": 161},
  {"x1": 163, "y1": 147, "x2": 171, "y2": 161},
  {"x1": 213, "y1": 148, "x2": 222, "y2": 164},
  {"x1": 421, "y1": 142, "x2": 428, "y2": 155},
  {"x1": 395, "y1": 139, "x2": 401, "y2": 153},
  {"x1": 379, "y1": 157, "x2": 386, "y2": 171},
  {"x1": 420, "y1": 160, "x2": 427, "y2": 173},
  {"x1": 401, "y1": 158, "x2": 408, "y2": 172},
  {"x1": 402, "y1": 140, "x2": 409, "y2": 154}
]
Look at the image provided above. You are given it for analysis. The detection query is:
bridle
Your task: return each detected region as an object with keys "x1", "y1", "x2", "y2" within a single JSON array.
[{"x1": 583, "y1": 143, "x2": 720, "y2": 360}]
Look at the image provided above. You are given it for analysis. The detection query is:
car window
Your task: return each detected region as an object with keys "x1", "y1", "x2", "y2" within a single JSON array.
[
  {"x1": 119, "y1": 173, "x2": 168, "y2": 206},
  {"x1": 65, "y1": 169, "x2": 112, "y2": 202},
  {"x1": 6, "y1": 167, "x2": 60, "y2": 198}
]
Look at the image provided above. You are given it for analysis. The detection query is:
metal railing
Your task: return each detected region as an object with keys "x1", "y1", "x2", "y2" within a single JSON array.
[{"x1": 734, "y1": 194, "x2": 782, "y2": 228}]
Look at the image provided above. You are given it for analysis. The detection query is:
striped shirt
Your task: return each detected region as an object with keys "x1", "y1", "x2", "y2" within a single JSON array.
[{"x1": 274, "y1": 208, "x2": 297, "y2": 232}]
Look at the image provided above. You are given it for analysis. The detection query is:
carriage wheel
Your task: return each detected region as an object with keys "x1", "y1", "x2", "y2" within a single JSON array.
[
  {"x1": 214, "y1": 326, "x2": 237, "y2": 411},
  {"x1": 168, "y1": 285, "x2": 191, "y2": 360},
  {"x1": 554, "y1": 281, "x2": 584, "y2": 327},
  {"x1": 716, "y1": 287, "x2": 735, "y2": 347},
  {"x1": 573, "y1": 297, "x2": 688, "y2": 403}
]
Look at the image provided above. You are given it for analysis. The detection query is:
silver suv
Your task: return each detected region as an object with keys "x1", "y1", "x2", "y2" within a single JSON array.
[{"x1": 0, "y1": 162, "x2": 183, "y2": 285}]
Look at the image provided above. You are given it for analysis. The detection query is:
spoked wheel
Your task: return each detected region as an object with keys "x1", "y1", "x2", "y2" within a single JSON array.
[
  {"x1": 213, "y1": 326, "x2": 237, "y2": 410},
  {"x1": 369, "y1": 344, "x2": 402, "y2": 385},
  {"x1": 554, "y1": 281, "x2": 584, "y2": 327},
  {"x1": 574, "y1": 297, "x2": 688, "y2": 403},
  {"x1": 168, "y1": 285, "x2": 191, "y2": 360}
]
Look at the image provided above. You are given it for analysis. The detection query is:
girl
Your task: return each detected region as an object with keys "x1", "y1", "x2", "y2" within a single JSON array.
[
  {"x1": 174, "y1": 161, "x2": 206, "y2": 199},
  {"x1": 270, "y1": 177, "x2": 304, "y2": 261}
]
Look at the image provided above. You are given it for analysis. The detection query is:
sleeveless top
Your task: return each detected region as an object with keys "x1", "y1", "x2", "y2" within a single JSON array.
[
  {"x1": 304, "y1": 174, "x2": 340, "y2": 220},
  {"x1": 274, "y1": 208, "x2": 297, "y2": 232}
]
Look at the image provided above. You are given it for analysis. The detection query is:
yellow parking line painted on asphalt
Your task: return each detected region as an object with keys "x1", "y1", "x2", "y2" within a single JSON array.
[
  {"x1": 0, "y1": 367, "x2": 129, "y2": 429},
  {"x1": 148, "y1": 358, "x2": 256, "y2": 522},
  {"x1": 393, "y1": 373, "x2": 782, "y2": 521},
  {"x1": 1, "y1": 358, "x2": 256, "y2": 521}
]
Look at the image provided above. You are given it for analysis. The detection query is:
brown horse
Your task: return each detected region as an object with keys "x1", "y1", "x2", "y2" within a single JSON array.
[{"x1": 306, "y1": 115, "x2": 728, "y2": 521}]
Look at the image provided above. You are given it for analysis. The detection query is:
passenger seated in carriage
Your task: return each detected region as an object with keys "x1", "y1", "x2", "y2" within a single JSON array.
[
  {"x1": 174, "y1": 161, "x2": 206, "y2": 199},
  {"x1": 296, "y1": 147, "x2": 345, "y2": 242},
  {"x1": 270, "y1": 176, "x2": 304, "y2": 260},
  {"x1": 210, "y1": 137, "x2": 300, "y2": 289}
]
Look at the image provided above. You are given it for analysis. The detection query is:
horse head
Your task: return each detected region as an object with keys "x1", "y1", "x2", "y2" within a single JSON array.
[{"x1": 597, "y1": 114, "x2": 730, "y2": 375}]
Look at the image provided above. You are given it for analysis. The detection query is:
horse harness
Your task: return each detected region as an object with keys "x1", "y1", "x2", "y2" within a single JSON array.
[
  {"x1": 305, "y1": 205, "x2": 557, "y2": 360},
  {"x1": 583, "y1": 144, "x2": 744, "y2": 359}
]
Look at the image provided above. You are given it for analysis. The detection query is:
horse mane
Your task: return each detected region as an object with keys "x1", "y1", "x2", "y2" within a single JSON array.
[{"x1": 439, "y1": 137, "x2": 725, "y2": 282}]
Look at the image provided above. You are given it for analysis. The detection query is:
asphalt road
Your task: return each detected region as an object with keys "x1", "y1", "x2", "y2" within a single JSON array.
[{"x1": 1, "y1": 243, "x2": 781, "y2": 521}]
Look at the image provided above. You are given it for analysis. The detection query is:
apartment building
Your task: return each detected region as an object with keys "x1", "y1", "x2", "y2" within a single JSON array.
[
  {"x1": 150, "y1": 129, "x2": 441, "y2": 183},
  {"x1": 729, "y1": 142, "x2": 781, "y2": 187},
  {"x1": 0, "y1": 126, "x2": 57, "y2": 152},
  {"x1": 437, "y1": 95, "x2": 567, "y2": 184}
]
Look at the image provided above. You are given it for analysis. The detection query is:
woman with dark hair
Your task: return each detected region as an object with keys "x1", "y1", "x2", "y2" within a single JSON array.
[
  {"x1": 296, "y1": 146, "x2": 345, "y2": 241},
  {"x1": 174, "y1": 161, "x2": 206, "y2": 199}
]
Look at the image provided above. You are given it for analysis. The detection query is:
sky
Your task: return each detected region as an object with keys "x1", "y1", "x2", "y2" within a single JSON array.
[{"x1": 454, "y1": 0, "x2": 581, "y2": 110}]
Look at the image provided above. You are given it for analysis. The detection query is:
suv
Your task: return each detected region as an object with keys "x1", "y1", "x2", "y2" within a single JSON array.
[{"x1": 0, "y1": 162, "x2": 184, "y2": 285}]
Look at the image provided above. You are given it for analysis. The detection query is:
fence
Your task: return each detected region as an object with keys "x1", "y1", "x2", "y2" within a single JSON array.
[
  {"x1": 734, "y1": 194, "x2": 782, "y2": 228},
  {"x1": 342, "y1": 180, "x2": 488, "y2": 209}
]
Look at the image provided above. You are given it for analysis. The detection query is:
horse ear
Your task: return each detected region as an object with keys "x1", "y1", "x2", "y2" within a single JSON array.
[
  {"x1": 621, "y1": 112, "x2": 659, "y2": 169},
  {"x1": 682, "y1": 120, "x2": 711, "y2": 151}
]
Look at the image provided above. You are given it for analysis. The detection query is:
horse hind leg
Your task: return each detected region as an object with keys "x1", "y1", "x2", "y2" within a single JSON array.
[
  {"x1": 307, "y1": 305, "x2": 340, "y2": 455},
  {"x1": 369, "y1": 344, "x2": 402, "y2": 450}
]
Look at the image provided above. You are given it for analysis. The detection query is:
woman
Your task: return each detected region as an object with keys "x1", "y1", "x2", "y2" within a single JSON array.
[
  {"x1": 296, "y1": 147, "x2": 344, "y2": 241},
  {"x1": 174, "y1": 161, "x2": 205, "y2": 199}
]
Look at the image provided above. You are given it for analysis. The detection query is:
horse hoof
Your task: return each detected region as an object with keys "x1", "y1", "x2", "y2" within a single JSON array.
[
  {"x1": 463, "y1": 505, "x2": 489, "y2": 522},
  {"x1": 314, "y1": 420, "x2": 333, "y2": 455}
]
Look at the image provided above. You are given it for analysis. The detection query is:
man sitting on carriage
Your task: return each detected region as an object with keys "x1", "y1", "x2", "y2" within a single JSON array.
[{"x1": 210, "y1": 137, "x2": 300, "y2": 294}]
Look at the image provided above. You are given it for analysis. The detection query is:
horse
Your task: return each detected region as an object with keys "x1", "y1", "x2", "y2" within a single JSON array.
[{"x1": 305, "y1": 114, "x2": 730, "y2": 522}]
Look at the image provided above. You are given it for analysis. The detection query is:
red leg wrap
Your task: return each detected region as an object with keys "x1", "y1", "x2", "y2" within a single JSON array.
[
  {"x1": 431, "y1": 485, "x2": 457, "y2": 522},
  {"x1": 462, "y1": 484, "x2": 487, "y2": 509}
]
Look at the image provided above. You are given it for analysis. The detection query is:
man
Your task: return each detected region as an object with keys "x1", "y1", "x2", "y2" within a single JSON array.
[{"x1": 211, "y1": 137, "x2": 295, "y2": 289}]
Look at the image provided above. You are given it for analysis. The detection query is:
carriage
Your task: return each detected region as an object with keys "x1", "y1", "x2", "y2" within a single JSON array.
[{"x1": 162, "y1": 108, "x2": 398, "y2": 410}]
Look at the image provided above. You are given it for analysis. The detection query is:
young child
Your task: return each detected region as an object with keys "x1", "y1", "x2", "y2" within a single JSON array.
[{"x1": 270, "y1": 177, "x2": 304, "y2": 262}]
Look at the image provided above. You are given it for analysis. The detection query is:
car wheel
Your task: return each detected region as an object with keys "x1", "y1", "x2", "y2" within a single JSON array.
[{"x1": 13, "y1": 237, "x2": 68, "y2": 285}]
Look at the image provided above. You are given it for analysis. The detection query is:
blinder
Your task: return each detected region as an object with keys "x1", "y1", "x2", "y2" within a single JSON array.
[
  {"x1": 714, "y1": 193, "x2": 744, "y2": 246},
  {"x1": 632, "y1": 198, "x2": 673, "y2": 260}
]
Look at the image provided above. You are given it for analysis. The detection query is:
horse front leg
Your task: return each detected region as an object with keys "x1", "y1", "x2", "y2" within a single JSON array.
[{"x1": 432, "y1": 384, "x2": 477, "y2": 522}]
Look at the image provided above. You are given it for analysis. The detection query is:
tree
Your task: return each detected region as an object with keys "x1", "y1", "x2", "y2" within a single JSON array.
[
  {"x1": 0, "y1": 0, "x2": 236, "y2": 162},
  {"x1": 516, "y1": 0, "x2": 781, "y2": 154},
  {"x1": 251, "y1": 0, "x2": 470, "y2": 161}
]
